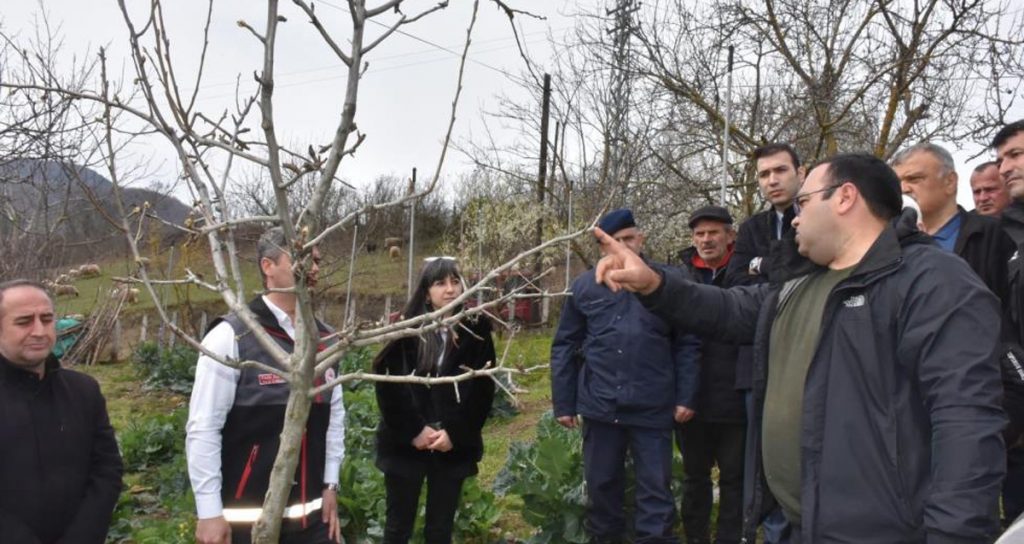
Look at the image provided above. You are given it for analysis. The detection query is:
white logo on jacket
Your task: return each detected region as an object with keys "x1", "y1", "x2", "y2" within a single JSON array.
[{"x1": 843, "y1": 294, "x2": 865, "y2": 308}]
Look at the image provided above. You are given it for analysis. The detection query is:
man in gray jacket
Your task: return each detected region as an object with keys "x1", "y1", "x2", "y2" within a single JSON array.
[{"x1": 594, "y1": 153, "x2": 1006, "y2": 543}]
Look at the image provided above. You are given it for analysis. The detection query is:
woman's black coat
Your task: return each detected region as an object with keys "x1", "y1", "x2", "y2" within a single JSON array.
[{"x1": 374, "y1": 316, "x2": 496, "y2": 477}]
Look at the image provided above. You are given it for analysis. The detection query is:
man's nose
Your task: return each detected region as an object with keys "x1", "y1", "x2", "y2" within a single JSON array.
[{"x1": 29, "y1": 318, "x2": 48, "y2": 336}]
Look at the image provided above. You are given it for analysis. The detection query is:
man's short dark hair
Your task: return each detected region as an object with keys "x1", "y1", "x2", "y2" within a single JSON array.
[
  {"x1": 257, "y1": 227, "x2": 288, "y2": 288},
  {"x1": 0, "y1": 279, "x2": 53, "y2": 319},
  {"x1": 752, "y1": 143, "x2": 801, "y2": 169},
  {"x1": 992, "y1": 120, "x2": 1024, "y2": 150},
  {"x1": 811, "y1": 153, "x2": 902, "y2": 221},
  {"x1": 973, "y1": 160, "x2": 998, "y2": 174}
]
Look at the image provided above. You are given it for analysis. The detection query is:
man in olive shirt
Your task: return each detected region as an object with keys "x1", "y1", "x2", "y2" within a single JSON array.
[
  {"x1": 592, "y1": 153, "x2": 1006, "y2": 543},
  {"x1": 762, "y1": 265, "x2": 852, "y2": 524}
]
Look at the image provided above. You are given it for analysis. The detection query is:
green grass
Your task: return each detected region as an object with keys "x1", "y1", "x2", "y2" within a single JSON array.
[{"x1": 50, "y1": 245, "x2": 434, "y2": 320}]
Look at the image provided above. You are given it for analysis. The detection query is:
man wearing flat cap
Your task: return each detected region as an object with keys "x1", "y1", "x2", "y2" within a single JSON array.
[
  {"x1": 551, "y1": 208, "x2": 700, "y2": 544},
  {"x1": 676, "y1": 206, "x2": 746, "y2": 544}
]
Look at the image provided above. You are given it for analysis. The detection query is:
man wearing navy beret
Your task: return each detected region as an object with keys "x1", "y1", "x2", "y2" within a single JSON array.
[{"x1": 550, "y1": 208, "x2": 700, "y2": 543}]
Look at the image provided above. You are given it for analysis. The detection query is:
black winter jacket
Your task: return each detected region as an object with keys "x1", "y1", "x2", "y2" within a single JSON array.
[
  {"x1": 374, "y1": 316, "x2": 496, "y2": 477},
  {"x1": 724, "y1": 205, "x2": 796, "y2": 390},
  {"x1": 0, "y1": 355, "x2": 124, "y2": 544},
  {"x1": 643, "y1": 217, "x2": 1006, "y2": 543},
  {"x1": 998, "y1": 203, "x2": 1024, "y2": 445},
  {"x1": 679, "y1": 246, "x2": 745, "y2": 423},
  {"x1": 955, "y1": 206, "x2": 1015, "y2": 305}
]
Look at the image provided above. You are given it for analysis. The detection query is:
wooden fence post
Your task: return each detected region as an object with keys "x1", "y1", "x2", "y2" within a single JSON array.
[
  {"x1": 168, "y1": 312, "x2": 178, "y2": 349},
  {"x1": 112, "y1": 319, "x2": 122, "y2": 363}
]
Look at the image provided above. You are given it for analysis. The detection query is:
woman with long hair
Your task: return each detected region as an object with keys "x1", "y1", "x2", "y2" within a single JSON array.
[{"x1": 372, "y1": 257, "x2": 496, "y2": 543}]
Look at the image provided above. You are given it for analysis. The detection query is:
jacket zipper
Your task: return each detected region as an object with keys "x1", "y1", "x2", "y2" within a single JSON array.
[{"x1": 234, "y1": 444, "x2": 260, "y2": 499}]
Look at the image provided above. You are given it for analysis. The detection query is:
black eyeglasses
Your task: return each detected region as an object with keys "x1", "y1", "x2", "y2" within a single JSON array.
[{"x1": 793, "y1": 183, "x2": 843, "y2": 212}]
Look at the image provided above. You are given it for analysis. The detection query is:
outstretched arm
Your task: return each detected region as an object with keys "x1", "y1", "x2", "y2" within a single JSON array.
[{"x1": 594, "y1": 228, "x2": 767, "y2": 343}]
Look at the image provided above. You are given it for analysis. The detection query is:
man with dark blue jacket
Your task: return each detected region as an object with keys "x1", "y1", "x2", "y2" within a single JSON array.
[
  {"x1": 551, "y1": 208, "x2": 700, "y2": 544},
  {"x1": 594, "y1": 154, "x2": 1006, "y2": 543}
]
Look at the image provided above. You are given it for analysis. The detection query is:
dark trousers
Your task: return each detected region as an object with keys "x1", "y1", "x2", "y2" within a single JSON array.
[
  {"x1": 382, "y1": 469, "x2": 467, "y2": 544},
  {"x1": 582, "y1": 417, "x2": 676, "y2": 544},
  {"x1": 1006, "y1": 446, "x2": 1024, "y2": 525},
  {"x1": 230, "y1": 514, "x2": 332, "y2": 544},
  {"x1": 676, "y1": 419, "x2": 746, "y2": 544}
]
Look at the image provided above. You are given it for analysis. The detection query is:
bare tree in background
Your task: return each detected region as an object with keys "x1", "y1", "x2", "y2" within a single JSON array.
[
  {"x1": 631, "y1": 0, "x2": 1024, "y2": 214},
  {"x1": 1, "y1": 0, "x2": 582, "y2": 541},
  {"x1": 0, "y1": 15, "x2": 110, "y2": 277},
  {"x1": 460, "y1": 0, "x2": 1024, "y2": 263}
]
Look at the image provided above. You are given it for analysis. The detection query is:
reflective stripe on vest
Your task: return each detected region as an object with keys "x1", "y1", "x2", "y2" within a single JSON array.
[{"x1": 222, "y1": 498, "x2": 323, "y2": 523}]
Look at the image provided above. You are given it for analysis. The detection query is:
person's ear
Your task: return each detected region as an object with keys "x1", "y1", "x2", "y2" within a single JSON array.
[{"x1": 946, "y1": 171, "x2": 959, "y2": 195}]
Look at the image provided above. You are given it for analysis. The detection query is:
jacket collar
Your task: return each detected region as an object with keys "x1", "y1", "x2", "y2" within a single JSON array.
[
  {"x1": 1005, "y1": 201, "x2": 1024, "y2": 226},
  {"x1": 248, "y1": 296, "x2": 330, "y2": 337},
  {"x1": 685, "y1": 245, "x2": 734, "y2": 271},
  {"x1": 0, "y1": 352, "x2": 60, "y2": 384},
  {"x1": 775, "y1": 208, "x2": 931, "y2": 283},
  {"x1": 952, "y1": 205, "x2": 982, "y2": 254}
]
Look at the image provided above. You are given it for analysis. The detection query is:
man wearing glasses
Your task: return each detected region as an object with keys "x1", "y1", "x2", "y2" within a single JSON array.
[{"x1": 593, "y1": 153, "x2": 1006, "y2": 543}]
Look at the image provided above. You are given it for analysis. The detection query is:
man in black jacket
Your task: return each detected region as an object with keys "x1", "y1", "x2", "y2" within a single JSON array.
[
  {"x1": 891, "y1": 142, "x2": 1015, "y2": 299},
  {"x1": 0, "y1": 279, "x2": 124, "y2": 544},
  {"x1": 724, "y1": 142, "x2": 803, "y2": 542},
  {"x1": 993, "y1": 120, "x2": 1024, "y2": 528},
  {"x1": 595, "y1": 153, "x2": 1006, "y2": 543},
  {"x1": 677, "y1": 206, "x2": 745, "y2": 544},
  {"x1": 893, "y1": 142, "x2": 1024, "y2": 529},
  {"x1": 972, "y1": 161, "x2": 1011, "y2": 217}
]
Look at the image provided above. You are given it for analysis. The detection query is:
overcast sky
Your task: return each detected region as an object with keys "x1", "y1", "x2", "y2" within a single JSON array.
[
  {"x1": 3, "y1": 0, "x2": 1019, "y2": 210},
  {"x1": 4, "y1": 1, "x2": 574, "y2": 192}
]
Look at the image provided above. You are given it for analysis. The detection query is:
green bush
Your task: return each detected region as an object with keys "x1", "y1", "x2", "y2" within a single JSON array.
[
  {"x1": 493, "y1": 411, "x2": 588, "y2": 544},
  {"x1": 133, "y1": 342, "x2": 197, "y2": 394},
  {"x1": 119, "y1": 407, "x2": 187, "y2": 472},
  {"x1": 111, "y1": 407, "x2": 194, "y2": 544}
]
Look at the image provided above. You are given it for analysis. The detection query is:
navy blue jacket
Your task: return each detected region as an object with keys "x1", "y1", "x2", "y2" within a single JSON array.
[
  {"x1": 643, "y1": 217, "x2": 1006, "y2": 543},
  {"x1": 551, "y1": 265, "x2": 700, "y2": 429}
]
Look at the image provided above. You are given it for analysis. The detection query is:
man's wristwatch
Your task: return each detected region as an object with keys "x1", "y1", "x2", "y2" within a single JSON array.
[
  {"x1": 324, "y1": 483, "x2": 339, "y2": 492},
  {"x1": 749, "y1": 256, "x2": 763, "y2": 275}
]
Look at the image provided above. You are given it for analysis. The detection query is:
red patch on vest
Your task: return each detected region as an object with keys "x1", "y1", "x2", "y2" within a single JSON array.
[{"x1": 257, "y1": 373, "x2": 286, "y2": 386}]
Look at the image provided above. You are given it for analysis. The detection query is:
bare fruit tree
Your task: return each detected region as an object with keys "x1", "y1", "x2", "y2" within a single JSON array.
[{"x1": 1, "y1": 0, "x2": 585, "y2": 541}]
